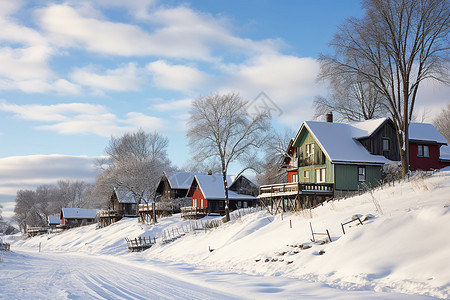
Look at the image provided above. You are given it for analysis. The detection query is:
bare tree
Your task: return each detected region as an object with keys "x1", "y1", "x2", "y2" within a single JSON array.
[
  {"x1": 187, "y1": 92, "x2": 271, "y2": 221},
  {"x1": 433, "y1": 104, "x2": 450, "y2": 142},
  {"x1": 314, "y1": 71, "x2": 388, "y2": 121},
  {"x1": 96, "y1": 130, "x2": 172, "y2": 206},
  {"x1": 256, "y1": 128, "x2": 294, "y2": 185},
  {"x1": 319, "y1": 0, "x2": 449, "y2": 178}
]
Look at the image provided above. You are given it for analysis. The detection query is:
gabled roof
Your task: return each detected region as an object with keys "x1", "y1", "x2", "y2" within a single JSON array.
[
  {"x1": 295, "y1": 121, "x2": 390, "y2": 165},
  {"x1": 409, "y1": 123, "x2": 448, "y2": 145},
  {"x1": 113, "y1": 188, "x2": 137, "y2": 204},
  {"x1": 48, "y1": 215, "x2": 61, "y2": 225},
  {"x1": 188, "y1": 174, "x2": 256, "y2": 200},
  {"x1": 165, "y1": 171, "x2": 205, "y2": 190},
  {"x1": 61, "y1": 208, "x2": 98, "y2": 219},
  {"x1": 350, "y1": 118, "x2": 389, "y2": 139}
]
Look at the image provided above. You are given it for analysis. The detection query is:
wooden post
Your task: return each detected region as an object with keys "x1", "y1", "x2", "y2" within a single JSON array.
[
  {"x1": 152, "y1": 202, "x2": 157, "y2": 223},
  {"x1": 341, "y1": 223, "x2": 345, "y2": 235},
  {"x1": 326, "y1": 229, "x2": 332, "y2": 242},
  {"x1": 309, "y1": 222, "x2": 315, "y2": 242}
]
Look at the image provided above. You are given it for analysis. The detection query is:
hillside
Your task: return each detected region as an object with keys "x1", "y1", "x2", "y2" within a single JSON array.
[{"x1": 7, "y1": 170, "x2": 450, "y2": 299}]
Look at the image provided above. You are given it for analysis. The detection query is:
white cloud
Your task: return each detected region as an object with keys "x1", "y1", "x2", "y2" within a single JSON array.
[
  {"x1": 0, "y1": 100, "x2": 165, "y2": 137},
  {"x1": 70, "y1": 63, "x2": 143, "y2": 92},
  {"x1": 146, "y1": 61, "x2": 208, "y2": 93},
  {"x1": 35, "y1": 4, "x2": 281, "y2": 60},
  {"x1": 152, "y1": 98, "x2": 193, "y2": 112},
  {"x1": 219, "y1": 55, "x2": 322, "y2": 127},
  {"x1": 0, "y1": 46, "x2": 53, "y2": 81},
  {"x1": 0, "y1": 154, "x2": 101, "y2": 217}
]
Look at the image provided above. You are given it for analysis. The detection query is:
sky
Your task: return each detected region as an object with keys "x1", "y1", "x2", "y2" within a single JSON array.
[{"x1": 0, "y1": 0, "x2": 448, "y2": 216}]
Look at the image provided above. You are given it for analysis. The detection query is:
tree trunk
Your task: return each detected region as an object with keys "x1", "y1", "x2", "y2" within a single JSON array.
[{"x1": 221, "y1": 161, "x2": 230, "y2": 222}]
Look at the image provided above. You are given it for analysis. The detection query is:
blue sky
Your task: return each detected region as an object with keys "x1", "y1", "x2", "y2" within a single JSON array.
[{"x1": 0, "y1": 0, "x2": 448, "y2": 216}]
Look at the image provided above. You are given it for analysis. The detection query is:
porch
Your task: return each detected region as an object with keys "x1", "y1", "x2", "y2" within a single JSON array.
[{"x1": 258, "y1": 182, "x2": 334, "y2": 214}]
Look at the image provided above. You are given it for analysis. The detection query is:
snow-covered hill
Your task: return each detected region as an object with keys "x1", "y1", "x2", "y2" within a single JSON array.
[{"x1": 7, "y1": 170, "x2": 450, "y2": 299}]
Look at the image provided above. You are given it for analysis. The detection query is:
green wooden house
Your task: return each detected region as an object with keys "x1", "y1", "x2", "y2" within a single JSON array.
[{"x1": 291, "y1": 119, "x2": 391, "y2": 192}]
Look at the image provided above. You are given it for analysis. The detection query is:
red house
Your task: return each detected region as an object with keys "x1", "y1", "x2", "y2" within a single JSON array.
[
  {"x1": 408, "y1": 123, "x2": 450, "y2": 171},
  {"x1": 183, "y1": 173, "x2": 257, "y2": 218}
]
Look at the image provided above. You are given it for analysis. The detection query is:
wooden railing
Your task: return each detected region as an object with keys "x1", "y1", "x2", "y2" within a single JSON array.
[
  {"x1": 180, "y1": 207, "x2": 207, "y2": 218},
  {"x1": 0, "y1": 242, "x2": 10, "y2": 252},
  {"x1": 138, "y1": 202, "x2": 172, "y2": 212},
  {"x1": 97, "y1": 210, "x2": 123, "y2": 218},
  {"x1": 259, "y1": 182, "x2": 334, "y2": 198}
]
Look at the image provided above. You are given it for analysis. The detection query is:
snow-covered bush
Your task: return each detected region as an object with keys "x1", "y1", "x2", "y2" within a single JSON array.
[{"x1": 382, "y1": 162, "x2": 402, "y2": 185}]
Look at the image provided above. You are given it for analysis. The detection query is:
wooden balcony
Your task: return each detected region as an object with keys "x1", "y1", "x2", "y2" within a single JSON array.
[
  {"x1": 258, "y1": 182, "x2": 334, "y2": 199},
  {"x1": 180, "y1": 207, "x2": 207, "y2": 219},
  {"x1": 98, "y1": 210, "x2": 123, "y2": 218}
]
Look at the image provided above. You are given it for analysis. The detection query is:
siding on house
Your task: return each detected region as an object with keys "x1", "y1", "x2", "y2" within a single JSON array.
[
  {"x1": 296, "y1": 127, "x2": 333, "y2": 184},
  {"x1": 357, "y1": 119, "x2": 400, "y2": 161},
  {"x1": 334, "y1": 164, "x2": 381, "y2": 191},
  {"x1": 409, "y1": 142, "x2": 442, "y2": 171}
]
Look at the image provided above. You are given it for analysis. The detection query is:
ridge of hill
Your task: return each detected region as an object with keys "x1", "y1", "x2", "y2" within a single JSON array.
[{"x1": 10, "y1": 170, "x2": 450, "y2": 298}]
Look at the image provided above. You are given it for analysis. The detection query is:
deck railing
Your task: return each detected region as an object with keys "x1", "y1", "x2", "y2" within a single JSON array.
[
  {"x1": 259, "y1": 182, "x2": 334, "y2": 198},
  {"x1": 138, "y1": 202, "x2": 172, "y2": 212},
  {"x1": 180, "y1": 207, "x2": 207, "y2": 218},
  {"x1": 97, "y1": 210, "x2": 123, "y2": 218}
]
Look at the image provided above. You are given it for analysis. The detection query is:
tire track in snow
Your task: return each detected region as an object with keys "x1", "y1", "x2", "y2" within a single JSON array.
[{"x1": 0, "y1": 251, "x2": 237, "y2": 300}]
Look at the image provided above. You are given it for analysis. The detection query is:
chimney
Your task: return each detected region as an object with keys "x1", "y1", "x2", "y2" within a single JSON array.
[
  {"x1": 208, "y1": 169, "x2": 213, "y2": 175},
  {"x1": 326, "y1": 112, "x2": 333, "y2": 123}
]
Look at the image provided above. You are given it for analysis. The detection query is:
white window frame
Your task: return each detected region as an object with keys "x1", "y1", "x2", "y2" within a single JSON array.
[
  {"x1": 304, "y1": 170, "x2": 310, "y2": 179},
  {"x1": 358, "y1": 166, "x2": 366, "y2": 182},
  {"x1": 306, "y1": 143, "x2": 315, "y2": 157},
  {"x1": 315, "y1": 168, "x2": 326, "y2": 183},
  {"x1": 418, "y1": 145, "x2": 429, "y2": 157},
  {"x1": 292, "y1": 174, "x2": 299, "y2": 182}
]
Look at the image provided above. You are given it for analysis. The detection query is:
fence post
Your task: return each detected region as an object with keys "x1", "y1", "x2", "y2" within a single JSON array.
[
  {"x1": 326, "y1": 229, "x2": 332, "y2": 242},
  {"x1": 309, "y1": 222, "x2": 315, "y2": 242}
]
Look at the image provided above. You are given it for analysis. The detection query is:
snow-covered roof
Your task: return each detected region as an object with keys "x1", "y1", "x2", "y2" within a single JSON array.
[
  {"x1": 166, "y1": 172, "x2": 205, "y2": 190},
  {"x1": 302, "y1": 121, "x2": 390, "y2": 165},
  {"x1": 409, "y1": 123, "x2": 448, "y2": 145},
  {"x1": 114, "y1": 188, "x2": 137, "y2": 204},
  {"x1": 48, "y1": 215, "x2": 61, "y2": 225},
  {"x1": 191, "y1": 174, "x2": 256, "y2": 200},
  {"x1": 440, "y1": 145, "x2": 450, "y2": 161},
  {"x1": 350, "y1": 118, "x2": 388, "y2": 139},
  {"x1": 61, "y1": 208, "x2": 98, "y2": 219}
]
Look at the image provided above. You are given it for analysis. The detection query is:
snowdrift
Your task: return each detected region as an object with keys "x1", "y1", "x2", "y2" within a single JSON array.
[{"x1": 10, "y1": 170, "x2": 450, "y2": 298}]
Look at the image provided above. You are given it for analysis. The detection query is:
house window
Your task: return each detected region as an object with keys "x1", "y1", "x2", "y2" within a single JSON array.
[
  {"x1": 358, "y1": 166, "x2": 366, "y2": 182},
  {"x1": 382, "y1": 138, "x2": 390, "y2": 151},
  {"x1": 304, "y1": 170, "x2": 310, "y2": 179},
  {"x1": 292, "y1": 174, "x2": 298, "y2": 182},
  {"x1": 418, "y1": 145, "x2": 429, "y2": 157},
  {"x1": 193, "y1": 199, "x2": 196, "y2": 207},
  {"x1": 200, "y1": 199, "x2": 204, "y2": 208},
  {"x1": 243, "y1": 201, "x2": 248, "y2": 208},
  {"x1": 306, "y1": 143, "x2": 315, "y2": 156},
  {"x1": 315, "y1": 168, "x2": 326, "y2": 183}
]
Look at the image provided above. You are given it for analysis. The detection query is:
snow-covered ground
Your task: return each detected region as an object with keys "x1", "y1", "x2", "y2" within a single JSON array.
[{"x1": 2, "y1": 170, "x2": 450, "y2": 299}]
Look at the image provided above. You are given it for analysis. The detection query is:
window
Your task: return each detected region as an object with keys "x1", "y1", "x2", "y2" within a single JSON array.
[
  {"x1": 192, "y1": 199, "x2": 196, "y2": 207},
  {"x1": 306, "y1": 143, "x2": 315, "y2": 156},
  {"x1": 243, "y1": 201, "x2": 248, "y2": 208},
  {"x1": 303, "y1": 170, "x2": 310, "y2": 179},
  {"x1": 358, "y1": 166, "x2": 366, "y2": 182},
  {"x1": 200, "y1": 199, "x2": 204, "y2": 208},
  {"x1": 292, "y1": 174, "x2": 298, "y2": 182},
  {"x1": 382, "y1": 138, "x2": 390, "y2": 151},
  {"x1": 418, "y1": 145, "x2": 429, "y2": 157},
  {"x1": 315, "y1": 168, "x2": 326, "y2": 183}
]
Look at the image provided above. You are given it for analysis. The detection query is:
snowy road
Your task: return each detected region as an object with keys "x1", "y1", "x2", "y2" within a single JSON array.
[{"x1": 0, "y1": 250, "x2": 434, "y2": 300}]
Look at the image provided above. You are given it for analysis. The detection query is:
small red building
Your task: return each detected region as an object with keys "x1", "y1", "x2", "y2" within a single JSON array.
[
  {"x1": 408, "y1": 123, "x2": 450, "y2": 171},
  {"x1": 184, "y1": 173, "x2": 257, "y2": 217}
]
